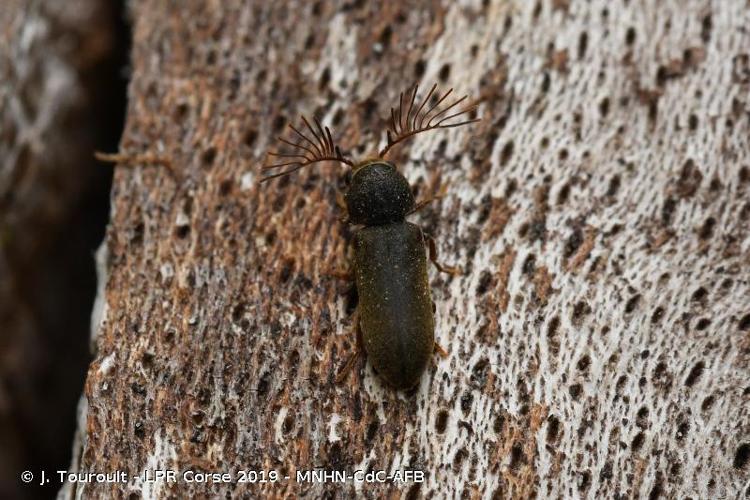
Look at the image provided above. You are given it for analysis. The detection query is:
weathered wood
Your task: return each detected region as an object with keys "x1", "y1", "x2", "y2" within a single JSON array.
[{"x1": 68, "y1": 0, "x2": 750, "y2": 498}]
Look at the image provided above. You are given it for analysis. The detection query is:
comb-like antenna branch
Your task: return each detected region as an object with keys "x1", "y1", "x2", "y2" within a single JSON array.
[
  {"x1": 289, "y1": 124, "x2": 322, "y2": 157},
  {"x1": 324, "y1": 125, "x2": 335, "y2": 154},
  {"x1": 301, "y1": 116, "x2": 326, "y2": 155},
  {"x1": 267, "y1": 152, "x2": 310, "y2": 160},
  {"x1": 397, "y1": 91, "x2": 405, "y2": 133},
  {"x1": 379, "y1": 84, "x2": 480, "y2": 158},
  {"x1": 278, "y1": 136, "x2": 316, "y2": 158},
  {"x1": 313, "y1": 118, "x2": 329, "y2": 153},
  {"x1": 426, "y1": 94, "x2": 467, "y2": 127},
  {"x1": 412, "y1": 83, "x2": 437, "y2": 131},
  {"x1": 435, "y1": 105, "x2": 479, "y2": 127},
  {"x1": 419, "y1": 88, "x2": 454, "y2": 129},
  {"x1": 403, "y1": 84, "x2": 418, "y2": 133},
  {"x1": 261, "y1": 115, "x2": 354, "y2": 183}
]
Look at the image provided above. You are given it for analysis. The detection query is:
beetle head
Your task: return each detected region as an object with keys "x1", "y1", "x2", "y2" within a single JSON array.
[{"x1": 345, "y1": 160, "x2": 414, "y2": 225}]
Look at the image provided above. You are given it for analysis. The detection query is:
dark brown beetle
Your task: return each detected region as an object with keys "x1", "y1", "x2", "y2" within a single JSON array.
[{"x1": 262, "y1": 84, "x2": 479, "y2": 389}]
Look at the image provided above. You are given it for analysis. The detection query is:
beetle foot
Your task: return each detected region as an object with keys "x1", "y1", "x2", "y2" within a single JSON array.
[
  {"x1": 95, "y1": 151, "x2": 173, "y2": 171},
  {"x1": 425, "y1": 233, "x2": 461, "y2": 276},
  {"x1": 434, "y1": 342, "x2": 449, "y2": 358},
  {"x1": 335, "y1": 190, "x2": 350, "y2": 223},
  {"x1": 434, "y1": 262, "x2": 462, "y2": 276},
  {"x1": 335, "y1": 350, "x2": 361, "y2": 383},
  {"x1": 322, "y1": 267, "x2": 353, "y2": 281}
]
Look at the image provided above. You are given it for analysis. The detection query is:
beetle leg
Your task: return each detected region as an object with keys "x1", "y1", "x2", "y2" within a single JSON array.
[
  {"x1": 323, "y1": 267, "x2": 353, "y2": 281},
  {"x1": 335, "y1": 349, "x2": 361, "y2": 383},
  {"x1": 408, "y1": 182, "x2": 450, "y2": 215},
  {"x1": 335, "y1": 310, "x2": 364, "y2": 383},
  {"x1": 323, "y1": 255, "x2": 354, "y2": 281},
  {"x1": 410, "y1": 197, "x2": 438, "y2": 215},
  {"x1": 425, "y1": 233, "x2": 461, "y2": 275},
  {"x1": 335, "y1": 190, "x2": 350, "y2": 223},
  {"x1": 323, "y1": 249, "x2": 355, "y2": 281},
  {"x1": 95, "y1": 151, "x2": 174, "y2": 173}
]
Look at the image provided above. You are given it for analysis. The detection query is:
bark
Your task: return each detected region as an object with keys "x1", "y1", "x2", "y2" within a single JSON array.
[{"x1": 68, "y1": 0, "x2": 750, "y2": 498}]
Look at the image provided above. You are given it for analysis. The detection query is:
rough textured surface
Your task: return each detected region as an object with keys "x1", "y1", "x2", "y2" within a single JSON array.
[
  {"x1": 69, "y1": 0, "x2": 750, "y2": 498},
  {"x1": 0, "y1": 1, "x2": 123, "y2": 498}
]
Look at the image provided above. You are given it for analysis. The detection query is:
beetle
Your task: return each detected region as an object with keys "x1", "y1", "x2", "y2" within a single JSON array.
[{"x1": 262, "y1": 84, "x2": 479, "y2": 389}]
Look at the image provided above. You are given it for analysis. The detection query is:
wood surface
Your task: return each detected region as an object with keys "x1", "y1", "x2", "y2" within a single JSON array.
[{"x1": 65, "y1": 0, "x2": 750, "y2": 497}]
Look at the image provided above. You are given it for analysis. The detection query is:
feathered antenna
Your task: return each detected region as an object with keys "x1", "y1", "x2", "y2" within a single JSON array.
[
  {"x1": 379, "y1": 83, "x2": 480, "y2": 158},
  {"x1": 261, "y1": 116, "x2": 354, "y2": 182}
]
